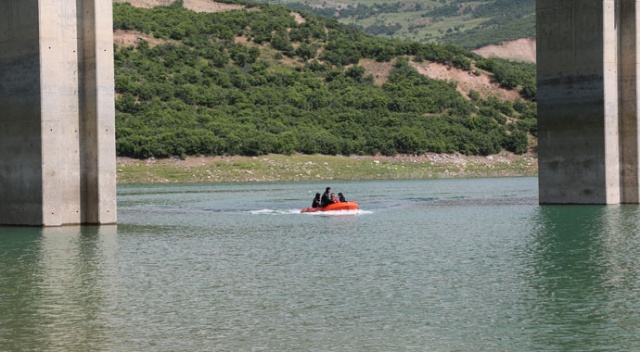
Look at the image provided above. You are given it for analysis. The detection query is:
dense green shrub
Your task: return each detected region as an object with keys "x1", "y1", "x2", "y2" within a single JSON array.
[{"x1": 112, "y1": 1, "x2": 537, "y2": 158}]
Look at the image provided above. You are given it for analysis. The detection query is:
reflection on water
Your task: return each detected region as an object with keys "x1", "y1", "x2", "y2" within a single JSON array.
[
  {"x1": 0, "y1": 226, "x2": 117, "y2": 352},
  {"x1": 2, "y1": 179, "x2": 640, "y2": 351},
  {"x1": 526, "y1": 206, "x2": 640, "y2": 350}
]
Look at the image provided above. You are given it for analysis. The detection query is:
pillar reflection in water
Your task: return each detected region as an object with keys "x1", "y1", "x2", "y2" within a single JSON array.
[
  {"x1": 525, "y1": 205, "x2": 640, "y2": 350},
  {"x1": 0, "y1": 226, "x2": 118, "y2": 351}
]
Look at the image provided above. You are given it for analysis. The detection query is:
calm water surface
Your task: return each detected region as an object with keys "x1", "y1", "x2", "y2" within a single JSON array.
[{"x1": 2, "y1": 178, "x2": 640, "y2": 351}]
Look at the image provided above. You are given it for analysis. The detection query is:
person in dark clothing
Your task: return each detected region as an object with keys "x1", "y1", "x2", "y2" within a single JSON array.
[
  {"x1": 312, "y1": 193, "x2": 321, "y2": 208},
  {"x1": 338, "y1": 193, "x2": 346, "y2": 202},
  {"x1": 321, "y1": 187, "x2": 334, "y2": 207}
]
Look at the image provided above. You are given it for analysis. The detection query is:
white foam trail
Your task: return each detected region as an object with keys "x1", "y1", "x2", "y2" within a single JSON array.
[
  {"x1": 301, "y1": 209, "x2": 372, "y2": 216},
  {"x1": 249, "y1": 209, "x2": 372, "y2": 216},
  {"x1": 249, "y1": 209, "x2": 300, "y2": 215}
]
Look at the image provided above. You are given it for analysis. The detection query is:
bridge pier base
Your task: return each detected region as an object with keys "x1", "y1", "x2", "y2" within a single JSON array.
[
  {"x1": 0, "y1": 0, "x2": 116, "y2": 226},
  {"x1": 538, "y1": 0, "x2": 640, "y2": 204}
]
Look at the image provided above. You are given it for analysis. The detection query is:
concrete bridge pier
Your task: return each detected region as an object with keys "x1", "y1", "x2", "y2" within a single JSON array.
[
  {"x1": 537, "y1": 0, "x2": 640, "y2": 204},
  {"x1": 0, "y1": 0, "x2": 117, "y2": 226}
]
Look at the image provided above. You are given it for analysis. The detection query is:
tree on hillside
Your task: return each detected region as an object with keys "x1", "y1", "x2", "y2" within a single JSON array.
[{"x1": 112, "y1": 1, "x2": 537, "y2": 159}]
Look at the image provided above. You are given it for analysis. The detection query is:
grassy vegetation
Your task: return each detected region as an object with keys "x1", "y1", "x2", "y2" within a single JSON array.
[
  {"x1": 113, "y1": 2, "x2": 537, "y2": 160},
  {"x1": 116, "y1": 153, "x2": 538, "y2": 184}
]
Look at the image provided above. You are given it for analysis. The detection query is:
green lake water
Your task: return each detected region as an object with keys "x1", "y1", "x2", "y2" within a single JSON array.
[{"x1": 2, "y1": 178, "x2": 640, "y2": 351}]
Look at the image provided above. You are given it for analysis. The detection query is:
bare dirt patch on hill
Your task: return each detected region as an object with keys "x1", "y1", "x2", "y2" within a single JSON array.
[
  {"x1": 182, "y1": 0, "x2": 243, "y2": 12},
  {"x1": 348, "y1": 59, "x2": 522, "y2": 101},
  {"x1": 113, "y1": 0, "x2": 172, "y2": 8},
  {"x1": 358, "y1": 59, "x2": 395, "y2": 86},
  {"x1": 114, "y1": 0, "x2": 243, "y2": 12},
  {"x1": 114, "y1": 30, "x2": 172, "y2": 47},
  {"x1": 473, "y1": 38, "x2": 536, "y2": 63},
  {"x1": 291, "y1": 12, "x2": 305, "y2": 24},
  {"x1": 410, "y1": 61, "x2": 522, "y2": 101}
]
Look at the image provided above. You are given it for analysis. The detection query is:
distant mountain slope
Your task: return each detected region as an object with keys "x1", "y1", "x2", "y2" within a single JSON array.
[
  {"x1": 111, "y1": 0, "x2": 537, "y2": 159},
  {"x1": 249, "y1": 0, "x2": 535, "y2": 50}
]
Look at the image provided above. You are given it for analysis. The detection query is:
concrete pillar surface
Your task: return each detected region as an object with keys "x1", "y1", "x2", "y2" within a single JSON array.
[
  {"x1": 537, "y1": 0, "x2": 640, "y2": 204},
  {"x1": 0, "y1": 0, "x2": 116, "y2": 226},
  {"x1": 619, "y1": 0, "x2": 640, "y2": 203}
]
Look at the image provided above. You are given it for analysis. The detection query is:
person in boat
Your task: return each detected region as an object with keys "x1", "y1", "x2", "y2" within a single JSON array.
[
  {"x1": 338, "y1": 193, "x2": 346, "y2": 202},
  {"x1": 321, "y1": 187, "x2": 334, "y2": 207},
  {"x1": 331, "y1": 193, "x2": 340, "y2": 203},
  {"x1": 312, "y1": 193, "x2": 321, "y2": 208}
]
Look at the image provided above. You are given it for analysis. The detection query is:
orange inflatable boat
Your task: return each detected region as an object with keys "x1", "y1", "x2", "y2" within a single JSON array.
[{"x1": 300, "y1": 201, "x2": 359, "y2": 213}]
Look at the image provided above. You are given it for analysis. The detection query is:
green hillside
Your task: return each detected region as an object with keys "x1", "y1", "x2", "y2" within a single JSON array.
[
  {"x1": 113, "y1": 0, "x2": 536, "y2": 159},
  {"x1": 254, "y1": 0, "x2": 535, "y2": 49}
]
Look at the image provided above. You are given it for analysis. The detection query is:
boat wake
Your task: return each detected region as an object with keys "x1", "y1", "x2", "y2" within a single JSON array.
[
  {"x1": 249, "y1": 209, "x2": 301, "y2": 215},
  {"x1": 302, "y1": 209, "x2": 372, "y2": 216},
  {"x1": 248, "y1": 209, "x2": 372, "y2": 216}
]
